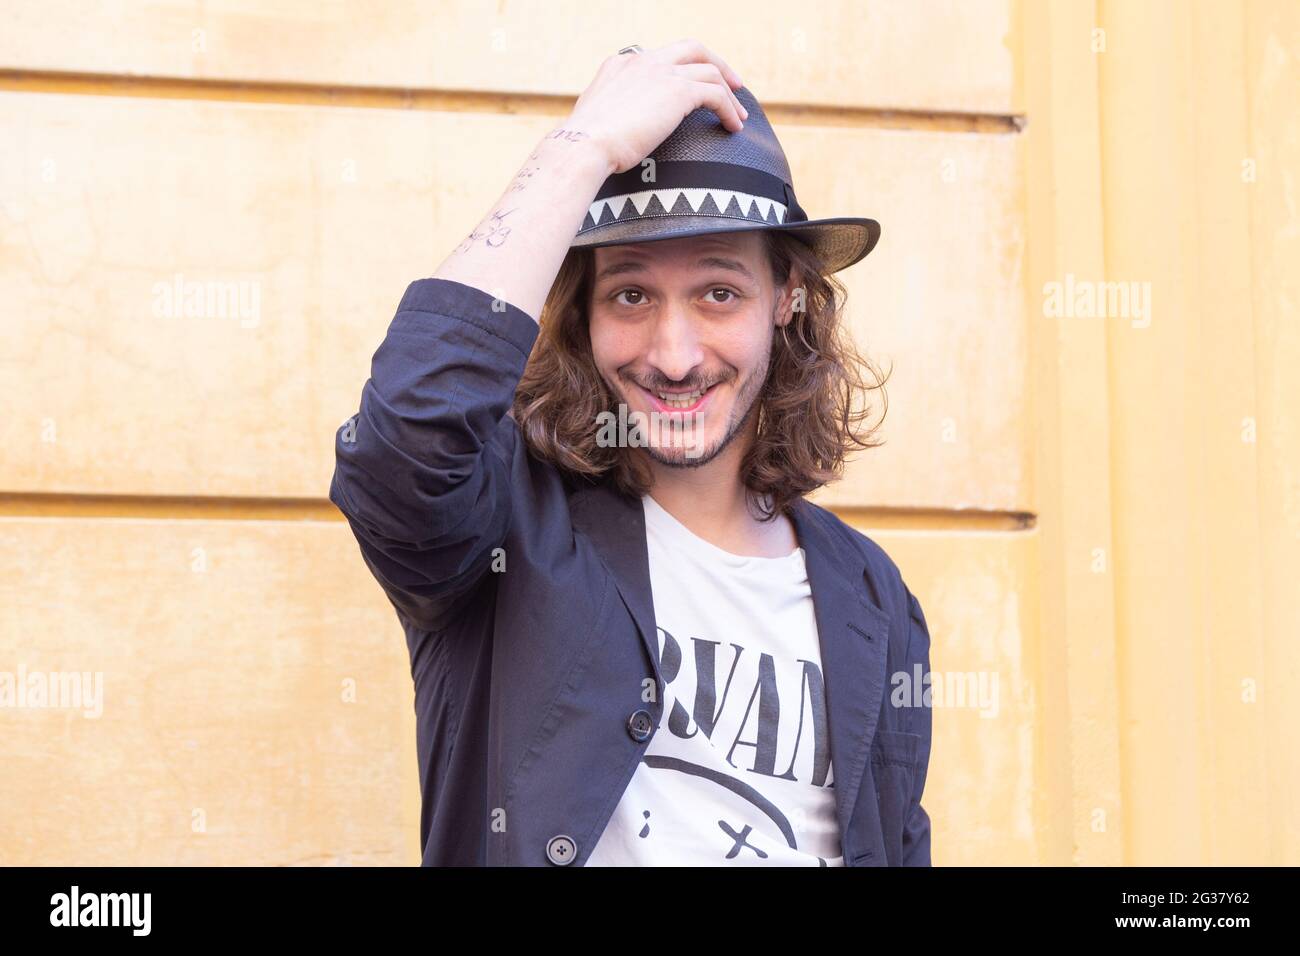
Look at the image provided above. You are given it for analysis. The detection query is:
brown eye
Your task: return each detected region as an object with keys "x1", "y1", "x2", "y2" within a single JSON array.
[
  {"x1": 707, "y1": 288, "x2": 736, "y2": 303},
  {"x1": 615, "y1": 289, "x2": 645, "y2": 305}
]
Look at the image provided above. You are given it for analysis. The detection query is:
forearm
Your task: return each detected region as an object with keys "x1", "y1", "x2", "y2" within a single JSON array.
[{"x1": 431, "y1": 125, "x2": 614, "y2": 322}]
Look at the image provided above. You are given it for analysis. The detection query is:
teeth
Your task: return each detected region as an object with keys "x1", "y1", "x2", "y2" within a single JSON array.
[{"x1": 656, "y1": 387, "x2": 705, "y2": 408}]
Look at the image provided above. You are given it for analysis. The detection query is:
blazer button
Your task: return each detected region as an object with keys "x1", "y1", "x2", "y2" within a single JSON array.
[
  {"x1": 627, "y1": 709, "x2": 654, "y2": 742},
  {"x1": 546, "y1": 834, "x2": 577, "y2": 865}
]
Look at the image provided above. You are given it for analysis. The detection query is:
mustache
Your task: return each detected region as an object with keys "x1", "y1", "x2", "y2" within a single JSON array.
[{"x1": 626, "y1": 373, "x2": 728, "y2": 392}]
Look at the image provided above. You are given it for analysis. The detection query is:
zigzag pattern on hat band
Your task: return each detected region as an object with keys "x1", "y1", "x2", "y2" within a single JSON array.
[{"x1": 579, "y1": 187, "x2": 789, "y2": 234}]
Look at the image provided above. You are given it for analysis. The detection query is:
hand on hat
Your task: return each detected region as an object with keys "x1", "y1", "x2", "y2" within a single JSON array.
[{"x1": 567, "y1": 39, "x2": 749, "y2": 177}]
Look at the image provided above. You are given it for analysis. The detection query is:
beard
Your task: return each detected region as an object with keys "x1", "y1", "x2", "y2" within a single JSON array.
[{"x1": 624, "y1": 345, "x2": 771, "y2": 470}]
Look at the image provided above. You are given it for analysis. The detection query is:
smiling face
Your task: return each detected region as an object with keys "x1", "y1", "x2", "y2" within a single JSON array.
[{"x1": 587, "y1": 230, "x2": 798, "y2": 470}]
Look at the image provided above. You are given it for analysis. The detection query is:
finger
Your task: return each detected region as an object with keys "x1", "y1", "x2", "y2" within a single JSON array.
[
  {"x1": 673, "y1": 63, "x2": 747, "y2": 121},
  {"x1": 673, "y1": 62, "x2": 749, "y2": 122},
  {"x1": 670, "y1": 41, "x2": 747, "y2": 120},
  {"x1": 682, "y1": 77, "x2": 745, "y2": 133},
  {"x1": 652, "y1": 38, "x2": 745, "y2": 91},
  {"x1": 646, "y1": 41, "x2": 747, "y2": 126}
]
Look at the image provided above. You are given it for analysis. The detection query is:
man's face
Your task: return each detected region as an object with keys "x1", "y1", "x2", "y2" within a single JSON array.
[{"x1": 587, "y1": 231, "x2": 794, "y2": 469}]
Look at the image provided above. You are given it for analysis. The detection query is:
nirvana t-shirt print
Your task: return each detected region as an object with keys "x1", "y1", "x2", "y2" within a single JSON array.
[{"x1": 586, "y1": 493, "x2": 843, "y2": 866}]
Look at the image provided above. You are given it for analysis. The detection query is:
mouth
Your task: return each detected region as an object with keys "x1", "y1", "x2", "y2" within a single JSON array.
[{"x1": 639, "y1": 382, "x2": 719, "y2": 415}]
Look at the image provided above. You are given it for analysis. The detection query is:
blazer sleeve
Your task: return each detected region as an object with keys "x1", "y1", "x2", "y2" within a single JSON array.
[
  {"x1": 329, "y1": 277, "x2": 540, "y2": 632},
  {"x1": 899, "y1": 583, "x2": 934, "y2": 866}
]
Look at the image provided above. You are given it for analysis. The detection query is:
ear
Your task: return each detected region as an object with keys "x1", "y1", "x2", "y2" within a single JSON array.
[{"x1": 774, "y1": 266, "x2": 804, "y2": 327}]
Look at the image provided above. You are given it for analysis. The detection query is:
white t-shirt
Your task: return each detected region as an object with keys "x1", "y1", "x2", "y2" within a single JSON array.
[{"x1": 586, "y1": 493, "x2": 844, "y2": 866}]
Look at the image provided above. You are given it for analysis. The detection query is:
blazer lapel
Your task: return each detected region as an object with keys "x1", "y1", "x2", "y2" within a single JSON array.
[
  {"x1": 788, "y1": 497, "x2": 893, "y2": 848},
  {"x1": 569, "y1": 480, "x2": 662, "y2": 688}
]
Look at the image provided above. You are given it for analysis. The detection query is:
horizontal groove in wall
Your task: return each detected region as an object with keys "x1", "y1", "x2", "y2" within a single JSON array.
[
  {"x1": 0, "y1": 69, "x2": 1026, "y2": 134},
  {"x1": 0, "y1": 493, "x2": 344, "y2": 522},
  {"x1": 0, "y1": 492, "x2": 1036, "y2": 530},
  {"x1": 834, "y1": 506, "x2": 1036, "y2": 532}
]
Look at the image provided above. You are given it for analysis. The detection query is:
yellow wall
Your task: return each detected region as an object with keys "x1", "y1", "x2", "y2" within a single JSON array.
[{"x1": 0, "y1": 0, "x2": 1294, "y2": 865}]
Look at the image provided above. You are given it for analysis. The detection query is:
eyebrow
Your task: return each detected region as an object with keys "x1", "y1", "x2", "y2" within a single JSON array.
[{"x1": 594, "y1": 256, "x2": 756, "y2": 284}]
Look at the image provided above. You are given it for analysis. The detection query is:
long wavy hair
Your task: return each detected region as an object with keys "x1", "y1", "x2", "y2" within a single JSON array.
[{"x1": 512, "y1": 230, "x2": 890, "y2": 520}]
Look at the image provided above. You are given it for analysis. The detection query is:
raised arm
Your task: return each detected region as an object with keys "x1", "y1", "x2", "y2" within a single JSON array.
[
  {"x1": 431, "y1": 39, "x2": 749, "y2": 319},
  {"x1": 330, "y1": 42, "x2": 750, "y2": 632}
]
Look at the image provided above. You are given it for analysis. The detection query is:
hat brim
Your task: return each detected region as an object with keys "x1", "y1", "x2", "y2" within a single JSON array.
[{"x1": 569, "y1": 216, "x2": 881, "y2": 275}]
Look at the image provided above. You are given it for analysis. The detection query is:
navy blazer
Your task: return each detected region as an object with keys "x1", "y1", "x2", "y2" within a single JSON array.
[{"x1": 330, "y1": 277, "x2": 934, "y2": 866}]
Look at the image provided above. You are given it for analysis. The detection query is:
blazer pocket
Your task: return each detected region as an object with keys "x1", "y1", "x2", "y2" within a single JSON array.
[
  {"x1": 871, "y1": 729, "x2": 922, "y2": 769},
  {"x1": 870, "y1": 730, "x2": 921, "y2": 862}
]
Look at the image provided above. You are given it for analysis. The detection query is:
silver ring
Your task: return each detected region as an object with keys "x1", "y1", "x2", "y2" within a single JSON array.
[{"x1": 617, "y1": 45, "x2": 644, "y2": 55}]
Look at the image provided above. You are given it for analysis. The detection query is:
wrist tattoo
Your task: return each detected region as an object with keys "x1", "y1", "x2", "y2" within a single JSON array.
[{"x1": 545, "y1": 128, "x2": 590, "y2": 143}]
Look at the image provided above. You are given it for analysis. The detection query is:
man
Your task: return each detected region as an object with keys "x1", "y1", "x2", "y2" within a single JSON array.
[{"x1": 330, "y1": 39, "x2": 933, "y2": 866}]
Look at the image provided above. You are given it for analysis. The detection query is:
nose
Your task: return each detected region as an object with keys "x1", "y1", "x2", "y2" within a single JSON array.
[{"x1": 644, "y1": 302, "x2": 704, "y2": 385}]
